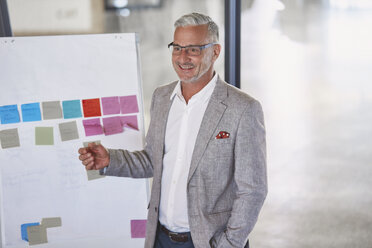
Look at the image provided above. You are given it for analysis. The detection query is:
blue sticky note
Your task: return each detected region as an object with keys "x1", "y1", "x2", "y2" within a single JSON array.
[
  {"x1": 0, "y1": 105, "x2": 20, "y2": 124},
  {"x1": 21, "y1": 103, "x2": 42, "y2": 122},
  {"x1": 21, "y1": 222, "x2": 40, "y2": 241},
  {"x1": 62, "y1": 100, "x2": 82, "y2": 119}
]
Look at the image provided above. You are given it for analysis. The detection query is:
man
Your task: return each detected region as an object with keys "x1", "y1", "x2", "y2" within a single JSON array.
[{"x1": 79, "y1": 13, "x2": 267, "y2": 248}]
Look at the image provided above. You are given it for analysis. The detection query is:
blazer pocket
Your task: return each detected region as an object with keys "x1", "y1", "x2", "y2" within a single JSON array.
[
  {"x1": 208, "y1": 208, "x2": 232, "y2": 215},
  {"x1": 205, "y1": 139, "x2": 234, "y2": 158},
  {"x1": 207, "y1": 209, "x2": 232, "y2": 227}
]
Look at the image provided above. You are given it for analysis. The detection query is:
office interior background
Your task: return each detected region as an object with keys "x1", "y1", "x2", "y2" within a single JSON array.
[{"x1": 3, "y1": 0, "x2": 372, "y2": 247}]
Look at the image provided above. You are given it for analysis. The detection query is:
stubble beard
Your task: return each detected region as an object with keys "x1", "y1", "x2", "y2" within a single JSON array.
[{"x1": 176, "y1": 51, "x2": 213, "y2": 84}]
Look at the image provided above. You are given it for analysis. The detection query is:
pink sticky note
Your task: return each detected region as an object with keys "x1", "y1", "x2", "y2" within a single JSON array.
[
  {"x1": 131, "y1": 220, "x2": 147, "y2": 238},
  {"x1": 101, "y1": 96, "x2": 120, "y2": 115},
  {"x1": 120, "y1": 95, "x2": 139, "y2": 114},
  {"x1": 102, "y1": 116, "x2": 123, "y2": 135},
  {"x1": 120, "y1": 115, "x2": 139, "y2": 131},
  {"x1": 83, "y1": 118, "x2": 103, "y2": 136}
]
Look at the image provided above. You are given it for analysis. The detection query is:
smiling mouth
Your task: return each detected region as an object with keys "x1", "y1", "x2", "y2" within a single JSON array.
[{"x1": 178, "y1": 63, "x2": 195, "y2": 71}]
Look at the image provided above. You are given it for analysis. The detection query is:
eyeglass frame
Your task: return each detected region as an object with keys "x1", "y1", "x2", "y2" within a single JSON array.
[{"x1": 167, "y1": 42, "x2": 217, "y2": 56}]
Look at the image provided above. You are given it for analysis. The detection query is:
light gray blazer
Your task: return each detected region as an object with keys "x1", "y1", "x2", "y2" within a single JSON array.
[{"x1": 103, "y1": 77, "x2": 267, "y2": 248}]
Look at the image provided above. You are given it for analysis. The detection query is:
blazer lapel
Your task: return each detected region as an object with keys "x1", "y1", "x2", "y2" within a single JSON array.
[
  {"x1": 153, "y1": 82, "x2": 177, "y2": 174},
  {"x1": 187, "y1": 77, "x2": 228, "y2": 183}
]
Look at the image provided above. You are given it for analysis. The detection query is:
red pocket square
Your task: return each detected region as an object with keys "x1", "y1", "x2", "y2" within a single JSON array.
[{"x1": 216, "y1": 131, "x2": 230, "y2": 139}]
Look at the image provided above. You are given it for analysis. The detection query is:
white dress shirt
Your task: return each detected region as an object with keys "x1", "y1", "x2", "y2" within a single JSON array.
[{"x1": 159, "y1": 74, "x2": 217, "y2": 232}]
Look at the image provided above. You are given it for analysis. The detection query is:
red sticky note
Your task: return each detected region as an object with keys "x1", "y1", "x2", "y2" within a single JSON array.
[
  {"x1": 83, "y1": 118, "x2": 103, "y2": 136},
  {"x1": 131, "y1": 220, "x2": 146, "y2": 238},
  {"x1": 82, "y1": 98, "x2": 101, "y2": 117},
  {"x1": 102, "y1": 116, "x2": 123, "y2": 136},
  {"x1": 120, "y1": 95, "x2": 139, "y2": 114},
  {"x1": 101, "y1": 96, "x2": 120, "y2": 115},
  {"x1": 120, "y1": 115, "x2": 139, "y2": 131}
]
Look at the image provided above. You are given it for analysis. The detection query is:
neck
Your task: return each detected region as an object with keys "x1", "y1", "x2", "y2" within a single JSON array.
[{"x1": 181, "y1": 69, "x2": 214, "y2": 104}]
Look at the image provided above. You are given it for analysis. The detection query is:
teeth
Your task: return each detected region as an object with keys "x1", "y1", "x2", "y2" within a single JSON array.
[{"x1": 180, "y1": 65, "x2": 193, "y2": 69}]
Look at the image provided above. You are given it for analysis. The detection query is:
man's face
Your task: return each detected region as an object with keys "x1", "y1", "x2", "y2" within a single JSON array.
[{"x1": 171, "y1": 24, "x2": 220, "y2": 84}]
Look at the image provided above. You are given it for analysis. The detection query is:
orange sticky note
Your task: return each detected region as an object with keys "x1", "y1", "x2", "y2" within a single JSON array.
[{"x1": 82, "y1": 98, "x2": 101, "y2": 118}]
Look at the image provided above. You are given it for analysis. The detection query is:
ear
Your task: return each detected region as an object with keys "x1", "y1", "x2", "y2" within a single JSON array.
[{"x1": 212, "y1": 44, "x2": 221, "y2": 62}]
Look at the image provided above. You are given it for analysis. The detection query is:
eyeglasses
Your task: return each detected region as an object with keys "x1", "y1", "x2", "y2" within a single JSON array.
[{"x1": 168, "y1": 42, "x2": 216, "y2": 56}]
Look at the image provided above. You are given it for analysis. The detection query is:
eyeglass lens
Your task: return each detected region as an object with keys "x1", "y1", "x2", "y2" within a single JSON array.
[{"x1": 171, "y1": 46, "x2": 202, "y2": 56}]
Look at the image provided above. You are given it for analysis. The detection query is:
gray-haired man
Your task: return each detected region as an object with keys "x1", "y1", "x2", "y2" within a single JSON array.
[{"x1": 79, "y1": 13, "x2": 267, "y2": 248}]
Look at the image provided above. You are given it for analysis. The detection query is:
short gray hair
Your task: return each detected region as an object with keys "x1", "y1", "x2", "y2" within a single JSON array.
[{"x1": 174, "y1": 13, "x2": 219, "y2": 43}]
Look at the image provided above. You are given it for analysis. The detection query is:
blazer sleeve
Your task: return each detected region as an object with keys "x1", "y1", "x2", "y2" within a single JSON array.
[
  {"x1": 215, "y1": 100, "x2": 268, "y2": 248},
  {"x1": 100, "y1": 89, "x2": 159, "y2": 179}
]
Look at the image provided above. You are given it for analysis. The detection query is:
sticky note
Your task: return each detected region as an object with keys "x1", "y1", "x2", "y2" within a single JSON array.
[
  {"x1": 131, "y1": 219, "x2": 147, "y2": 238},
  {"x1": 120, "y1": 95, "x2": 139, "y2": 114},
  {"x1": 0, "y1": 105, "x2": 20, "y2": 124},
  {"x1": 101, "y1": 96, "x2": 120, "y2": 115},
  {"x1": 21, "y1": 223, "x2": 39, "y2": 241},
  {"x1": 83, "y1": 118, "x2": 103, "y2": 136},
  {"x1": 102, "y1": 116, "x2": 123, "y2": 136},
  {"x1": 41, "y1": 217, "x2": 62, "y2": 228},
  {"x1": 21, "y1": 103, "x2": 42, "y2": 122},
  {"x1": 86, "y1": 170, "x2": 106, "y2": 181},
  {"x1": 35, "y1": 127, "x2": 54, "y2": 145},
  {"x1": 120, "y1": 115, "x2": 139, "y2": 131},
  {"x1": 27, "y1": 225, "x2": 48, "y2": 245},
  {"x1": 62, "y1": 100, "x2": 82, "y2": 119},
  {"x1": 0, "y1": 128, "x2": 20, "y2": 149},
  {"x1": 83, "y1": 140, "x2": 101, "y2": 148},
  {"x1": 59, "y1": 121, "x2": 79, "y2": 141},
  {"x1": 82, "y1": 98, "x2": 101, "y2": 117},
  {"x1": 42, "y1": 101, "x2": 63, "y2": 120}
]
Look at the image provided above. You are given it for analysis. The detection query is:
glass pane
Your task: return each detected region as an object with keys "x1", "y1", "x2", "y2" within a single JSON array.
[{"x1": 241, "y1": 0, "x2": 372, "y2": 247}]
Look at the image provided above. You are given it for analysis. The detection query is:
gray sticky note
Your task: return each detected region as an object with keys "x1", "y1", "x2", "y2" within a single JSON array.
[
  {"x1": 0, "y1": 128, "x2": 20, "y2": 149},
  {"x1": 41, "y1": 217, "x2": 62, "y2": 228},
  {"x1": 59, "y1": 121, "x2": 79, "y2": 141},
  {"x1": 87, "y1": 170, "x2": 105, "y2": 181},
  {"x1": 83, "y1": 140, "x2": 101, "y2": 148},
  {"x1": 42, "y1": 101, "x2": 63, "y2": 120},
  {"x1": 27, "y1": 225, "x2": 48, "y2": 246},
  {"x1": 35, "y1": 127, "x2": 54, "y2": 145}
]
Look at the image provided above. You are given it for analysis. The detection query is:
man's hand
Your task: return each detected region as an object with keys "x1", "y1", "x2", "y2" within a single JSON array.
[{"x1": 78, "y1": 143, "x2": 110, "y2": 170}]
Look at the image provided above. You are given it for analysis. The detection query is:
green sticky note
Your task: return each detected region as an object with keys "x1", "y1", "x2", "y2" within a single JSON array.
[{"x1": 35, "y1": 127, "x2": 54, "y2": 145}]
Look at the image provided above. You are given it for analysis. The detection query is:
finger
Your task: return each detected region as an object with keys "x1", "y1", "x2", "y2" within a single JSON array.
[
  {"x1": 78, "y1": 147, "x2": 88, "y2": 155},
  {"x1": 85, "y1": 161, "x2": 95, "y2": 170},
  {"x1": 82, "y1": 156, "x2": 94, "y2": 166},
  {"x1": 79, "y1": 153, "x2": 91, "y2": 161}
]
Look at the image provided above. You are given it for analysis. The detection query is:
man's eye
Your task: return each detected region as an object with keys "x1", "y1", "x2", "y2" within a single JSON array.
[
  {"x1": 190, "y1": 47, "x2": 200, "y2": 53},
  {"x1": 173, "y1": 46, "x2": 182, "y2": 51}
]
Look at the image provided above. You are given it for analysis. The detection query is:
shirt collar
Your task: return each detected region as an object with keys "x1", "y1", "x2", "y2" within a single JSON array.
[{"x1": 170, "y1": 73, "x2": 218, "y2": 104}]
